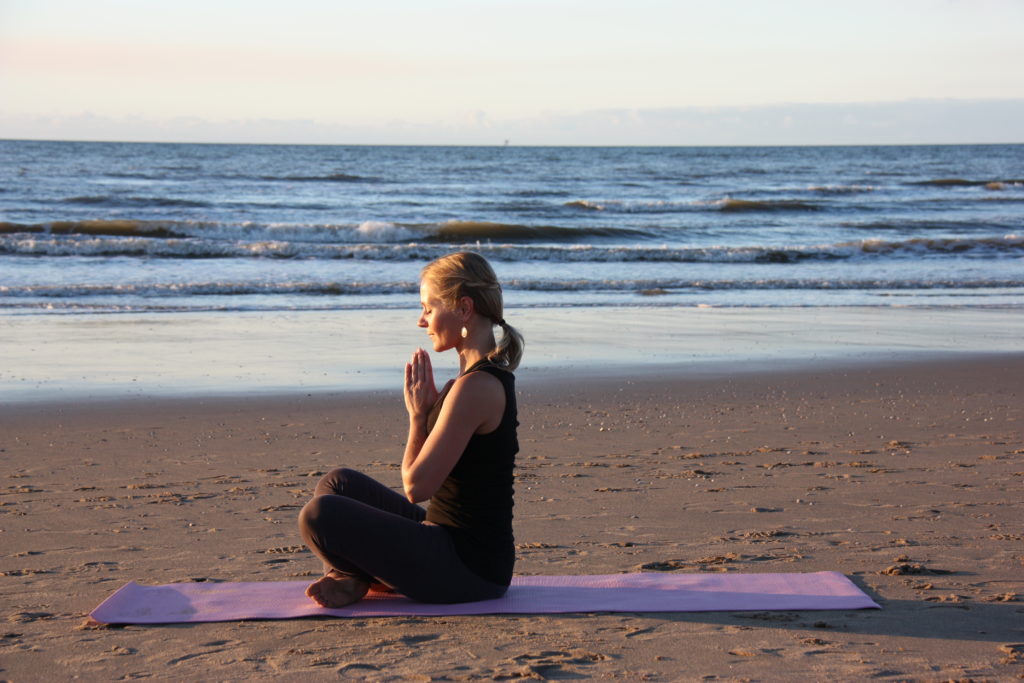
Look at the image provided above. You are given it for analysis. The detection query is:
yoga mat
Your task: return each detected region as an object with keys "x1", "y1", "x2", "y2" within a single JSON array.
[{"x1": 89, "y1": 572, "x2": 879, "y2": 624}]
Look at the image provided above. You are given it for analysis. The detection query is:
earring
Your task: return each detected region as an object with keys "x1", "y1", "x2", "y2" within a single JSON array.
[{"x1": 461, "y1": 326, "x2": 468, "y2": 338}]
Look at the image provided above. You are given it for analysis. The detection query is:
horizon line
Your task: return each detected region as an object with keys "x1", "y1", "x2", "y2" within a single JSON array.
[{"x1": 3, "y1": 137, "x2": 1023, "y2": 148}]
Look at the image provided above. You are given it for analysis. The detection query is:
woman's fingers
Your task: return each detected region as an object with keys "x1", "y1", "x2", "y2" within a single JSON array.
[
  {"x1": 409, "y1": 349, "x2": 431, "y2": 385},
  {"x1": 419, "y1": 350, "x2": 436, "y2": 392},
  {"x1": 405, "y1": 350, "x2": 439, "y2": 412}
]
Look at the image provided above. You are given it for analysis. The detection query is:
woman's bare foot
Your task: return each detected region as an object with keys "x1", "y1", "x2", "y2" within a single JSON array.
[{"x1": 305, "y1": 572, "x2": 370, "y2": 608}]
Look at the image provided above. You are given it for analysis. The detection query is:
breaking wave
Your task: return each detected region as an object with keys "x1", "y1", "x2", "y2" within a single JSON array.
[
  {"x1": 0, "y1": 219, "x2": 654, "y2": 246},
  {"x1": 807, "y1": 185, "x2": 878, "y2": 195},
  {"x1": 910, "y1": 178, "x2": 1024, "y2": 188},
  {"x1": 4, "y1": 277, "x2": 1021, "y2": 304},
  {"x1": 564, "y1": 200, "x2": 606, "y2": 211},
  {"x1": 707, "y1": 198, "x2": 822, "y2": 212},
  {"x1": 2, "y1": 220, "x2": 1019, "y2": 263}
]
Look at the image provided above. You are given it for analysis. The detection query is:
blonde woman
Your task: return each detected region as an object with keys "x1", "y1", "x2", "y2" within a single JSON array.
[{"x1": 299, "y1": 252, "x2": 524, "y2": 606}]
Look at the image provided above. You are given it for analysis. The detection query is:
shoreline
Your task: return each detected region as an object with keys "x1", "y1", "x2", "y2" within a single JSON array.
[
  {"x1": 3, "y1": 348, "x2": 1021, "y2": 414},
  {"x1": 3, "y1": 304, "x2": 1023, "y2": 403}
]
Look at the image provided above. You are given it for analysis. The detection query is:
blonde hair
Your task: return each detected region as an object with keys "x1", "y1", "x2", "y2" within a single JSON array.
[{"x1": 421, "y1": 252, "x2": 524, "y2": 371}]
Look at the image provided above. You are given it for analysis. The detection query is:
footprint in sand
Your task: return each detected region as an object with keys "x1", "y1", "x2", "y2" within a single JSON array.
[
  {"x1": 8, "y1": 612, "x2": 53, "y2": 623},
  {"x1": 264, "y1": 545, "x2": 308, "y2": 554},
  {"x1": 500, "y1": 650, "x2": 611, "y2": 678}
]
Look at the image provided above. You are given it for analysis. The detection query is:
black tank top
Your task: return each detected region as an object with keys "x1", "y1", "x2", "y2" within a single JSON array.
[{"x1": 424, "y1": 359, "x2": 517, "y2": 586}]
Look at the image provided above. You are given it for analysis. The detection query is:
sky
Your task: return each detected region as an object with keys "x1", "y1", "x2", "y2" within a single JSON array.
[{"x1": 2, "y1": 0, "x2": 1023, "y2": 145}]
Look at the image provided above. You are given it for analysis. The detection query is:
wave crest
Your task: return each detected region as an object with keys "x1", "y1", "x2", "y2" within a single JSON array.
[
  {"x1": 3, "y1": 224, "x2": 1019, "y2": 263},
  {"x1": 711, "y1": 198, "x2": 822, "y2": 212},
  {"x1": 911, "y1": 178, "x2": 1024, "y2": 188},
  {"x1": 5, "y1": 276, "x2": 1021, "y2": 303},
  {"x1": 60, "y1": 195, "x2": 212, "y2": 208},
  {"x1": 0, "y1": 220, "x2": 190, "y2": 238},
  {"x1": 564, "y1": 200, "x2": 606, "y2": 211}
]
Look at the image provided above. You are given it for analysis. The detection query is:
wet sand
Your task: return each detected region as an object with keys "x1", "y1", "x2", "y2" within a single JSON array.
[
  {"x1": 2, "y1": 354, "x2": 1023, "y2": 680},
  {"x1": 4, "y1": 305, "x2": 1024, "y2": 402}
]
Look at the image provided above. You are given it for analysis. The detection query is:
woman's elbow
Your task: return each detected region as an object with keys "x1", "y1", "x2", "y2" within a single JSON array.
[{"x1": 403, "y1": 480, "x2": 431, "y2": 504}]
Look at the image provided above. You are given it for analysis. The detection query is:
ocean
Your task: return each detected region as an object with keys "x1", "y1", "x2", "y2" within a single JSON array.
[
  {"x1": 2, "y1": 140, "x2": 1022, "y2": 399},
  {"x1": 2, "y1": 140, "x2": 1022, "y2": 314}
]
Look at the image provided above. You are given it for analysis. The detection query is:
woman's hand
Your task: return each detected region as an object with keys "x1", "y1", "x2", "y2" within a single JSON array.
[{"x1": 404, "y1": 348, "x2": 439, "y2": 422}]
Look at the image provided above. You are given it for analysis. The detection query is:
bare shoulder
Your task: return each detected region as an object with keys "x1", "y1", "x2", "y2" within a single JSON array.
[
  {"x1": 445, "y1": 369, "x2": 505, "y2": 432},
  {"x1": 450, "y1": 368, "x2": 504, "y2": 401}
]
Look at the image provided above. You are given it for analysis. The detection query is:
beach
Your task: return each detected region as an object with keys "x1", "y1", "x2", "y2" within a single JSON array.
[
  {"x1": 3, "y1": 350, "x2": 1022, "y2": 680},
  {"x1": 2, "y1": 140, "x2": 1022, "y2": 679}
]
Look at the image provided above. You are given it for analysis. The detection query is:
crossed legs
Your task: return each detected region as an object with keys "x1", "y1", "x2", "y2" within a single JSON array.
[{"x1": 298, "y1": 468, "x2": 506, "y2": 606}]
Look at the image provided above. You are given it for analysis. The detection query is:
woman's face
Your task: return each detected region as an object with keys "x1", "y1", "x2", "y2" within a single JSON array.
[{"x1": 418, "y1": 281, "x2": 462, "y2": 352}]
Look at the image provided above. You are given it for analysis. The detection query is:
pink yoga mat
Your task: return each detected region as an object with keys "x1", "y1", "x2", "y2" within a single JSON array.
[{"x1": 89, "y1": 572, "x2": 878, "y2": 624}]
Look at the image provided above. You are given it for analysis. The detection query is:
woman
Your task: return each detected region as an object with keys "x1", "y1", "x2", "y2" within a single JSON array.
[{"x1": 298, "y1": 252, "x2": 524, "y2": 606}]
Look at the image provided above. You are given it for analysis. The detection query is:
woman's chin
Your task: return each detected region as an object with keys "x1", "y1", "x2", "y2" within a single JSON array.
[{"x1": 427, "y1": 337, "x2": 446, "y2": 352}]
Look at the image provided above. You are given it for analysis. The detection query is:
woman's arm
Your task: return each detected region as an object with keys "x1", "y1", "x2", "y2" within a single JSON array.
[{"x1": 402, "y1": 351, "x2": 503, "y2": 503}]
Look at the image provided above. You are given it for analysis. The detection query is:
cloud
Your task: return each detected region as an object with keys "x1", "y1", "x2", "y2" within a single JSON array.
[
  {"x1": 2, "y1": 99, "x2": 1022, "y2": 146},
  {"x1": 503, "y1": 99, "x2": 1024, "y2": 146}
]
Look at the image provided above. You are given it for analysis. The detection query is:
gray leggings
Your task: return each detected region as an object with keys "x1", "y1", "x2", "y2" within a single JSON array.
[{"x1": 298, "y1": 468, "x2": 507, "y2": 604}]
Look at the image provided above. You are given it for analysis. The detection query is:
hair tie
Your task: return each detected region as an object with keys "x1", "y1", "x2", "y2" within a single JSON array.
[{"x1": 496, "y1": 318, "x2": 506, "y2": 327}]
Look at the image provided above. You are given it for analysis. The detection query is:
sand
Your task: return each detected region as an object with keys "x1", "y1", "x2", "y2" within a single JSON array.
[{"x1": 2, "y1": 353, "x2": 1023, "y2": 680}]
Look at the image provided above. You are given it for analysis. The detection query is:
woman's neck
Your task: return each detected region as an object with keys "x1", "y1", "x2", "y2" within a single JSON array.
[
  {"x1": 457, "y1": 341, "x2": 494, "y2": 374},
  {"x1": 458, "y1": 351, "x2": 486, "y2": 374},
  {"x1": 456, "y1": 320, "x2": 496, "y2": 373}
]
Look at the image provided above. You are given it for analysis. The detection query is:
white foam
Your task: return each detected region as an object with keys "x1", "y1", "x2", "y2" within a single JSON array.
[{"x1": 355, "y1": 221, "x2": 419, "y2": 243}]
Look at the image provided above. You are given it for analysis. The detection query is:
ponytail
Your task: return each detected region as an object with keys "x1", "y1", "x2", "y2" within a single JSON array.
[{"x1": 490, "y1": 319, "x2": 524, "y2": 371}]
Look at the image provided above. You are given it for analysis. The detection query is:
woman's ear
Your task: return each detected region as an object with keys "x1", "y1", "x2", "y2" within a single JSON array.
[{"x1": 459, "y1": 295, "x2": 475, "y2": 320}]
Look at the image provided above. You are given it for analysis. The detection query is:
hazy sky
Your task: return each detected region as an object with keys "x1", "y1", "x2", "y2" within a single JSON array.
[{"x1": 2, "y1": 0, "x2": 1023, "y2": 145}]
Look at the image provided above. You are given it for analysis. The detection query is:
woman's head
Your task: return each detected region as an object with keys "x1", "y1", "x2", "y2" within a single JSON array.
[{"x1": 419, "y1": 252, "x2": 524, "y2": 370}]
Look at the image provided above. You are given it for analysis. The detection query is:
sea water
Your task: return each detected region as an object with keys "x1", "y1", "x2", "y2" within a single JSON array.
[
  {"x1": 2, "y1": 141, "x2": 1022, "y2": 313},
  {"x1": 1, "y1": 141, "x2": 1022, "y2": 398}
]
